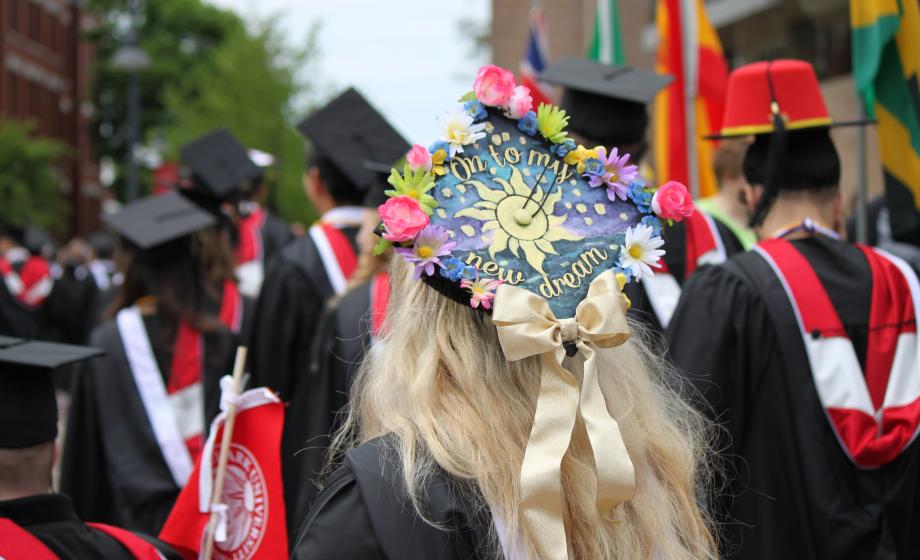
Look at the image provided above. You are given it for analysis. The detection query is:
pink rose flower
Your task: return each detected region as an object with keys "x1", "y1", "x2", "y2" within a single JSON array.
[
  {"x1": 651, "y1": 181, "x2": 695, "y2": 222},
  {"x1": 406, "y1": 144, "x2": 432, "y2": 172},
  {"x1": 473, "y1": 64, "x2": 516, "y2": 107},
  {"x1": 378, "y1": 196, "x2": 430, "y2": 242},
  {"x1": 505, "y1": 85, "x2": 533, "y2": 119}
]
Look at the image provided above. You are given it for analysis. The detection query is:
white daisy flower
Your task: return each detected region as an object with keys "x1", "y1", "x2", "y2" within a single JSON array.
[
  {"x1": 618, "y1": 223, "x2": 665, "y2": 280},
  {"x1": 439, "y1": 106, "x2": 487, "y2": 158}
]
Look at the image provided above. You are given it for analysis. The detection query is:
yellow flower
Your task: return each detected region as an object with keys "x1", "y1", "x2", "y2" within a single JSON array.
[
  {"x1": 431, "y1": 149, "x2": 448, "y2": 177},
  {"x1": 564, "y1": 145, "x2": 602, "y2": 173}
]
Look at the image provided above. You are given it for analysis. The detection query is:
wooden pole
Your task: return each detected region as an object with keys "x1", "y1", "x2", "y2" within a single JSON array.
[{"x1": 202, "y1": 346, "x2": 248, "y2": 560}]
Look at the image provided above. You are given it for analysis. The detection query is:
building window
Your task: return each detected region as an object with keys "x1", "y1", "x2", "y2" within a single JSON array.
[
  {"x1": 10, "y1": 0, "x2": 18, "y2": 32},
  {"x1": 28, "y1": 2, "x2": 39, "y2": 42}
]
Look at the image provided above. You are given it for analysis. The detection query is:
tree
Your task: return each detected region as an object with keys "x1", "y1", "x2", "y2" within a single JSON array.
[
  {"x1": 158, "y1": 17, "x2": 322, "y2": 224},
  {"x1": 0, "y1": 120, "x2": 68, "y2": 233},
  {"x1": 86, "y1": 0, "x2": 244, "y2": 195}
]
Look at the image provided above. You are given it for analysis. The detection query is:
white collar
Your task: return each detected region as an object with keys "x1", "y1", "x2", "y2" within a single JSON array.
[
  {"x1": 4, "y1": 247, "x2": 28, "y2": 264},
  {"x1": 321, "y1": 206, "x2": 367, "y2": 227}
]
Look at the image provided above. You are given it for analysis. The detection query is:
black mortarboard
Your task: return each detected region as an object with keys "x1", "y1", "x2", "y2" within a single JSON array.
[
  {"x1": 180, "y1": 129, "x2": 264, "y2": 203},
  {"x1": 23, "y1": 226, "x2": 53, "y2": 256},
  {"x1": 297, "y1": 88, "x2": 409, "y2": 206},
  {"x1": 103, "y1": 191, "x2": 215, "y2": 250},
  {"x1": 540, "y1": 57, "x2": 672, "y2": 147},
  {"x1": 0, "y1": 340, "x2": 103, "y2": 448},
  {"x1": 87, "y1": 231, "x2": 117, "y2": 259}
]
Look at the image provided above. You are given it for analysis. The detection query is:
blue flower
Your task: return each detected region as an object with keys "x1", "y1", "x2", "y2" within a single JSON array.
[
  {"x1": 460, "y1": 265, "x2": 479, "y2": 281},
  {"x1": 517, "y1": 111, "x2": 538, "y2": 136},
  {"x1": 550, "y1": 138, "x2": 576, "y2": 158},
  {"x1": 628, "y1": 182, "x2": 653, "y2": 214},
  {"x1": 428, "y1": 140, "x2": 453, "y2": 162},
  {"x1": 439, "y1": 256, "x2": 468, "y2": 282},
  {"x1": 640, "y1": 215, "x2": 663, "y2": 236},
  {"x1": 584, "y1": 157, "x2": 605, "y2": 176},
  {"x1": 464, "y1": 100, "x2": 488, "y2": 122}
]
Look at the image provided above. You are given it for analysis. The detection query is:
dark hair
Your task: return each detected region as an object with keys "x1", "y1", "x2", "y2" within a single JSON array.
[
  {"x1": 309, "y1": 151, "x2": 364, "y2": 205},
  {"x1": 743, "y1": 128, "x2": 840, "y2": 190},
  {"x1": 106, "y1": 233, "x2": 223, "y2": 337}
]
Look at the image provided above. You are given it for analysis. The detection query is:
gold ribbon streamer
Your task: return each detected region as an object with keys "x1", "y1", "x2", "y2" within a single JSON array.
[{"x1": 492, "y1": 270, "x2": 635, "y2": 560}]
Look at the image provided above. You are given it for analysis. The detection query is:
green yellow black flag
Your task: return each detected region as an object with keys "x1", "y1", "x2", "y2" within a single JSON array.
[{"x1": 851, "y1": 0, "x2": 920, "y2": 243}]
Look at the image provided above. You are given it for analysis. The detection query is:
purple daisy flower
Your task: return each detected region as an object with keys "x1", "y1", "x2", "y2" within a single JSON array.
[
  {"x1": 394, "y1": 225, "x2": 456, "y2": 279},
  {"x1": 585, "y1": 146, "x2": 640, "y2": 201}
]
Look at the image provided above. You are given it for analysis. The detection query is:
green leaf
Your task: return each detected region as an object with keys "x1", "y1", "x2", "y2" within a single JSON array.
[
  {"x1": 373, "y1": 236, "x2": 393, "y2": 256},
  {"x1": 457, "y1": 91, "x2": 477, "y2": 103}
]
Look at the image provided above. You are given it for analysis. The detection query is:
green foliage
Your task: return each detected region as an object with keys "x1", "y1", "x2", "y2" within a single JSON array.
[
  {"x1": 158, "y1": 17, "x2": 321, "y2": 224},
  {"x1": 0, "y1": 121, "x2": 68, "y2": 233}
]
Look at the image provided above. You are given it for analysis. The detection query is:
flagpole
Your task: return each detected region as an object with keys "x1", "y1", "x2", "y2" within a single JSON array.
[
  {"x1": 680, "y1": 0, "x2": 699, "y2": 197},
  {"x1": 203, "y1": 346, "x2": 248, "y2": 560},
  {"x1": 856, "y1": 102, "x2": 869, "y2": 243}
]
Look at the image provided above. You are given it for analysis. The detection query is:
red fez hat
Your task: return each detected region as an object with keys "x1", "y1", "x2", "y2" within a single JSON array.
[{"x1": 708, "y1": 59, "x2": 869, "y2": 139}]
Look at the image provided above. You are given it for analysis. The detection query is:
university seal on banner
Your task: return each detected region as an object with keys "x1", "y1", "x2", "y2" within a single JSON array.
[{"x1": 206, "y1": 443, "x2": 268, "y2": 560}]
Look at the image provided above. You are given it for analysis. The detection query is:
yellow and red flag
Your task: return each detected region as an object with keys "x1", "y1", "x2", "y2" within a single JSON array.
[{"x1": 653, "y1": 0, "x2": 728, "y2": 198}]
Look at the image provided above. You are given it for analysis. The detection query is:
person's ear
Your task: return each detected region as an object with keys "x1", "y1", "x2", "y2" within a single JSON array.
[
  {"x1": 304, "y1": 166, "x2": 325, "y2": 202},
  {"x1": 743, "y1": 183, "x2": 761, "y2": 216}
]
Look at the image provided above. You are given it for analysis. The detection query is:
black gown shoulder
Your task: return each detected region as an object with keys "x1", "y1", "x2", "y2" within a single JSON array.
[
  {"x1": 0, "y1": 494, "x2": 183, "y2": 560},
  {"x1": 294, "y1": 435, "x2": 495, "y2": 560}
]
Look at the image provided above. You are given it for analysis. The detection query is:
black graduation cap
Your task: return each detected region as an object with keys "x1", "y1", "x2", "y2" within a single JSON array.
[
  {"x1": 0, "y1": 340, "x2": 103, "y2": 448},
  {"x1": 102, "y1": 191, "x2": 216, "y2": 250},
  {"x1": 180, "y1": 129, "x2": 264, "y2": 203},
  {"x1": 540, "y1": 57, "x2": 672, "y2": 148},
  {"x1": 297, "y1": 88, "x2": 409, "y2": 206}
]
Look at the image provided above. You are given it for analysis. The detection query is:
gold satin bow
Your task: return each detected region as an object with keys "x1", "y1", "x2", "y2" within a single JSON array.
[{"x1": 492, "y1": 270, "x2": 635, "y2": 560}]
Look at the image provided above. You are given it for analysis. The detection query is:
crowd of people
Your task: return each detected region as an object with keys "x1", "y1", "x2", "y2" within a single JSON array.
[{"x1": 0, "y1": 53, "x2": 918, "y2": 560}]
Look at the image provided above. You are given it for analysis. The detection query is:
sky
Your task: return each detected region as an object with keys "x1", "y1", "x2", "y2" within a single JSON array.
[{"x1": 206, "y1": 0, "x2": 492, "y2": 144}]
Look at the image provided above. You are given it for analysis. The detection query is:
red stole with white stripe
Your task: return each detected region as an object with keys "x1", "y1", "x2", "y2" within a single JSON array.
[
  {"x1": 756, "y1": 239, "x2": 920, "y2": 468},
  {"x1": 0, "y1": 256, "x2": 54, "y2": 308},
  {"x1": 645, "y1": 208, "x2": 726, "y2": 328},
  {"x1": 219, "y1": 280, "x2": 243, "y2": 334},
  {"x1": 308, "y1": 222, "x2": 358, "y2": 295}
]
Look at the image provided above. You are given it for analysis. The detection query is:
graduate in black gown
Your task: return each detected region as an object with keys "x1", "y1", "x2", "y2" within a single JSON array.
[
  {"x1": 0, "y1": 226, "x2": 39, "y2": 339},
  {"x1": 295, "y1": 64, "x2": 719, "y2": 559},
  {"x1": 235, "y1": 148, "x2": 294, "y2": 299},
  {"x1": 0, "y1": 338, "x2": 181, "y2": 559},
  {"x1": 247, "y1": 87, "x2": 408, "y2": 538},
  {"x1": 541, "y1": 57, "x2": 745, "y2": 333},
  {"x1": 179, "y1": 129, "x2": 264, "y2": 338},
  {"x1": 61, "y1": 192, "x2": 237, "y2": 535},
  {"x1": 666, "y1": 60, "x2": 920, "y2": 559}
]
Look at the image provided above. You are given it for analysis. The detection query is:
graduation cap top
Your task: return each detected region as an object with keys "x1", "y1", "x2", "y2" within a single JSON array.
[
  {"x1": 297, "y1": 88, "x2": 410, "y2": 205},
  {"x1": 180, "y1": 129, "x2": 264, "y2": 202},
  {"x1": 540, "y1": 57, "x2": 673, "y2": 148},
  {"x1": 103, "y1": 190, "x2": 216, "y2": 250},
  {"x1": 0, "y1": 339, "x2": 103, "y2": 448}
]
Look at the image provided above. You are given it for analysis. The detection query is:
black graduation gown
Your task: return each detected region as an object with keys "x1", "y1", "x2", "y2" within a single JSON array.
[
  {"x1": 61, "y1": 314, "x2": 235, "y2": 534},
  {"x1": 41, "y1": 265, "x2": 101, "y2": 344},
  {"x1": 0, "y1": 494, "x2": 182, "y2": 559},
  {"x1": 260, "y1": 210, "x2": 293, "y2": 262},
  {"x1": 0, "y1": 279, "x2": 39, "y2": 339},
  {"x1": 292, "y1": 435, "x2": 493, "y2": 560},
  {"x1": 246, "y1": 226, "x2": 359, "y2": 544},
  {"x1": 666, "y1": 236, "x2": 920, "y2": 559},
  {"x1": 625, "y1": 214, "x2": 745, "y2": 334}
]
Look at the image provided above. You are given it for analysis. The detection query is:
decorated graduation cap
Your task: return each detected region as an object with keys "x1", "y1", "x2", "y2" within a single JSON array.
[
  {"x1": 374, "y1": 64, "x2": 694, "y2": 558},
  {"x1": 376, "y1": 64, "x2": 693, "y2": 319},
  {"x1": 0, "y1": 339, "x2": 103, "y2": 448},
  {"x1": 540, "y1": 57, "x2": 672, "y2": 149},
  {"x1": 180, "y1": 129, "x2": 264, "y2": 205},
  {"x1": 297, "y1": 87, "x2": 410, "y2": 207},
  {"x1": 103, "y1": 190, "x2": 216, "y2": 250},
  {"x1": 709, "y1": 60, "x2": 870, "y2": 226}
]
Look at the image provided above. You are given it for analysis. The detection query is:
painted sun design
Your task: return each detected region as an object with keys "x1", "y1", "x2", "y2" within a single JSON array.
[{"x1": 455, "y1": 166, "x2": 583, "y2": 273}]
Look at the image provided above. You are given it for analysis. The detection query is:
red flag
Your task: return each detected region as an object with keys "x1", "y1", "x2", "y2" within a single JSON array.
[{"x1": 159, "y1": 387, "x2": 287, "y2": 560}]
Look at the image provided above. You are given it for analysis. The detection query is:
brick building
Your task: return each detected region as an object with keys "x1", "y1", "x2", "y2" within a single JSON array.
[
  {"x1": 491, "y1": 0, "x2": 883, "y2": 206},
  {"x1": 0, "y1": 0, "x2": 99, "y2": 236}
]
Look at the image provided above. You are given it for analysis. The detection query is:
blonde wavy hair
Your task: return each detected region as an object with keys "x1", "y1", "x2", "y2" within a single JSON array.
[{"x1": 330, "y1": 257, "x2": 718, "y2": 559}]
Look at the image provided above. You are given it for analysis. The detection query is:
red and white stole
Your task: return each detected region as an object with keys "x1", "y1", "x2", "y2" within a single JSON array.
[
  {"x1": 117, "y1": 307, "x2": 204, "y2": 487},
  {"x1": 644, "y1": 208, "x2": 726, "y2": 328},
  {"x1": 369, "y1": 272, "x2": 390, "y2": 342},
  {"x1": 235, "y1": 205, "x2": 266, "y2": 298},
  {"x1": 218, "y1": 280, "x2": 243, "y2": 334},
  {"x1": 0, "y1": 255, "x2": 54, "y2": 308},
  {"x1": 309, "y1": 216, "x2": 359, "y2": 296},
  {"x1": 756, "y1": 239, "x2": 920, "y2": 468}
]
